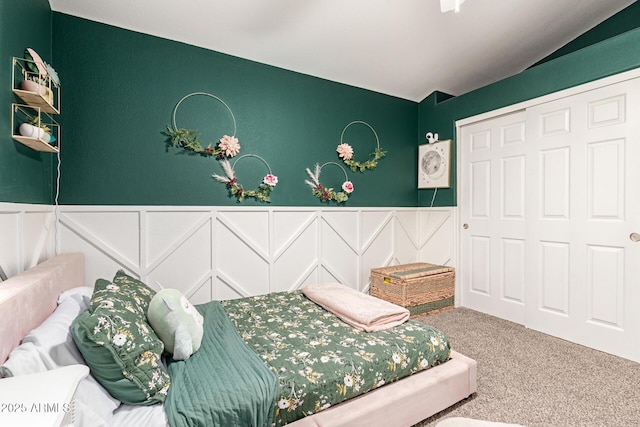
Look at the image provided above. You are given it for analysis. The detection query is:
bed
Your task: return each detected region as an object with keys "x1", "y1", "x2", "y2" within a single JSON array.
[{"x1": 0, "y1": 253, "x2": 477, "y2": 426}]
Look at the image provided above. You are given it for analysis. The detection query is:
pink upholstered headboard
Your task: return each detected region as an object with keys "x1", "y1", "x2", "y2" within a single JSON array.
[{"x1": 0, "y1": 253, "x2": 85, "y2": 363}]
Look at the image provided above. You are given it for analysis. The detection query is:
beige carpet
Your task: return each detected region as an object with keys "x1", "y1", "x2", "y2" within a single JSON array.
[
  {"x1": 436, "y1": 418, "x2": 524, "y2": 427},
  {"x1": 412, "y1": 308, "x2": 640, "y2": 427}
]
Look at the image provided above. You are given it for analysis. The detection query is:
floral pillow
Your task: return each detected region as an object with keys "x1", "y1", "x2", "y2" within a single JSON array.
[{"x1": 71, "y1": 270, "x2": 170, "y2": 405}]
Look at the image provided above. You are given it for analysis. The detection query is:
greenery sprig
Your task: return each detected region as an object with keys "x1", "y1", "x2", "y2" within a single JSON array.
[
  {"x1": 341, "y1": 147, "x2": 387, "y2": 172},
  {"x1": 213, "y1": 156, "x2": 278, "y2": 203},
  {"x1": 337, "y1": 120, "x2": 386, "y2": 172},
  {"x1": 226, "y1": 179, "x2": 275, "y2": 203},
  {"x1": 164, "y1": 92, "x2": 240, "y2": 157},
  {"x1": 304, "y1": 163, "x2": 353, "y2": 204},
  {"x1": 163, "y1": 127, "x2": 241, "y2": 158}
]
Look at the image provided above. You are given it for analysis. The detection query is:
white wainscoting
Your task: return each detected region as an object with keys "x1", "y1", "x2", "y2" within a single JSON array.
[
  {"x1": 55, "y1": 206, "x2": 457, "y2": 305},
  {"x1": 0, "y1": 203, "x2": 57, "y2": 278}
]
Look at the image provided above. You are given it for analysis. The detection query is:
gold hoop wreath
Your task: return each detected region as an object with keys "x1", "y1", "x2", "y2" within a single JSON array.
[
  {"x1": 336, "y1": 120, "x2": 386, "y2": 172},
  {"x1": 304, "y1": 162, "x2": 353, "y2": 203},
  {"x1": 213, "y1": 154, "x2": 278, "y2": 202},
  {"x1": 163, "y1": 92, "x2": 240, "y2": 158}
]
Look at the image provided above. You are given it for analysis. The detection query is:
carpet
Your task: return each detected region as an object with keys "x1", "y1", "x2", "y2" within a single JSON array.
[
  {"x1": 412, "y1": 308, "x2": 640, "y2": 426},
  {"x1": 436, "y1": 418, "x2": 525, "y2": 427}
]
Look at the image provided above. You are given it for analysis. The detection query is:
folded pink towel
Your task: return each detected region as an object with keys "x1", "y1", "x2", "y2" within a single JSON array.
[{"x1": 301, "y1": 283, "x2": 410, "y2": 332}]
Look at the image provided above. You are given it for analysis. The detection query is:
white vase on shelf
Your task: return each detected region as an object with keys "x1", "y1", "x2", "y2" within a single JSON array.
[{"x1": 19, "y1": 123, "x2": 55, "y2": 143}]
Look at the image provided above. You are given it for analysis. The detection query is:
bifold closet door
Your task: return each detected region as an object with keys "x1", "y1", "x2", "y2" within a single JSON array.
[
  {"x1": 524, "y1": 78, "x2": 640, "y2": 362},
  {"x1": 459, "y1": 110, "x2": 528, "y2": 325},
  {"x1": 459, "y1": 76, "x2": 640, "y2": 362}
]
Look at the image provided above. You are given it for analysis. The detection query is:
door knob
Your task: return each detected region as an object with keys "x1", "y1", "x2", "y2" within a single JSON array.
[
  {"x1": 631, "y1": 232, "x2": 640, "y2": 242},
  {"x1": 463, "y1": 223, "x2": 469, "y2": 229}
]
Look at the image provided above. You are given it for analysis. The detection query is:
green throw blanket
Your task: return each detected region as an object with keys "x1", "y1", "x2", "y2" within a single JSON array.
[{"x1": 165, "y1": 301, "x2": 278, "y2": 427}]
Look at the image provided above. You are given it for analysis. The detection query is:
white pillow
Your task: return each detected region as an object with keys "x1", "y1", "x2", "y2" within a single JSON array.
[
  {"x1": 21, "y1": 295, "x2": 87, "y2": 366},
  {"x1": 74, "y1": 374, "x2": 121, "y2": 427},
  {"x1": 57, "y1": 286, "x2": 94, "y2": 310},
  {"x1": 0, "y1": 342, "x2": 53, "y2": 377},
  {"x1": 112, "y1": 402, "x2": 168, "y2": 427},
  {"x1": 1, "y1": 289, "x2": 122, "y2": 424}
]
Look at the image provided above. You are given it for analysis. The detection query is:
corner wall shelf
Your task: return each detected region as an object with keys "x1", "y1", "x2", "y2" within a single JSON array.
[
  {"x1": 11, "y1": 104, "x2": 60, "y2": 153},
  {"x1": 12, "y1": 89, "x2": 59, "y2": 115},
  {"x1": 10, "y1": 56, "x2": 61, "y2": 152},
  {"x1": 11, "y1": 134, "x2": 59, "y2": 153}
]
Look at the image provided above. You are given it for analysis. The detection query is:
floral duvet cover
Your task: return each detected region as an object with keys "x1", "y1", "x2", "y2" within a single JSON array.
[{"x1": 221, "y1": 290, "x2": 451, "y2": 426}]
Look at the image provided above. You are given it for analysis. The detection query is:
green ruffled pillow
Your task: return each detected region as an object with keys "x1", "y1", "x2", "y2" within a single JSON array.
[{"x1": 71, "y1": 270, "x2": 170, "y2": 405}]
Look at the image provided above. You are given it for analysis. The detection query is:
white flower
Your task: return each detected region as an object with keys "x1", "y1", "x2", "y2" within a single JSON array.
[
  {"x1": 420, "y1": 358, "x2": 429, "y2": 369},
  {"x1": 392, "y1": 353, "x2": 402, "y2": 363},
  {"x1": 343, "y1": 375, "x2": 353, "y2": 387},
  {"x1": 106, "y1": 284, "x2": 119, "y2": 291},
  {"x1": 430, "y1": 336, "x2": 439, "y2": 346},
  {"x1": 320, "y1": 355, "x2": 330, "y2": 363},
  {"x1": 278, "y1": 398, "x2": 290, "y2": 409},
  {"x1": 113, "y1": 334, "x2": 127, "y2": 346}
]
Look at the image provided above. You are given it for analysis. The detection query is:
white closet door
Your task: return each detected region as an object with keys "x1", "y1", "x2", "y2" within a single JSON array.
[
  {"x1": 459, "y1": 111, "x2": 528, "y2": 324},
  {"x1": 525, "y1": 78, "x2": 640, "y2": 362},
  {"x1": 459, "y1": 76, "x2": 640, "y2": 362}
]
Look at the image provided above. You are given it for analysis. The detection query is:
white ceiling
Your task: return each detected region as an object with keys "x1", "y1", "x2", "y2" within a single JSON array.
[{"x1": 48, "y1": 0, "x2": 635, "y2": 102}]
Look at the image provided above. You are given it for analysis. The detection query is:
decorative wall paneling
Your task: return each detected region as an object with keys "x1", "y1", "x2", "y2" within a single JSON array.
[
  {"x1": 57, "y1": 207, "x2": 456, "y2": 305},
  {"x1": 0, "y1": 203, "x2": 56, "y2": 278}
]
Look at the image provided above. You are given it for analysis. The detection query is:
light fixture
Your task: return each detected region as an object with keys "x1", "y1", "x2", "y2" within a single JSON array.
[{"x1": 440, "y1": 0, "x2": 466, "y2": 13}]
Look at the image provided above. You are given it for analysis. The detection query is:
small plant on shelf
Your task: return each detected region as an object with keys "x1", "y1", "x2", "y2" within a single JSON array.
[
  {"x1": 18, "y1": 114, "x2": 57, "y2": 145},
  {"x1": 17, "y1": 48, "x2": 60, "y2": 106}
]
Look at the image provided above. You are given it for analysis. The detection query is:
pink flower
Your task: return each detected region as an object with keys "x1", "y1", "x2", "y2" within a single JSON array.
[
  {"x1": 342, "y1": 181, "x2": 354, "y2": 193},
  {"x1": 336, "y1": 143, "x2": 354, "y2": 160},
  {"x1": 218, "y1": 135, "x2": 241, "y2": 157},
  {"x1": 263, "y1": 174, "x2": 278, "y2": 187}
]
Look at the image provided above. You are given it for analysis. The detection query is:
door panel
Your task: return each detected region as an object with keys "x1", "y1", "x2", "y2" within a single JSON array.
[
  {"x1": 460, "y1": 111, "x2": 527, "y2": 324},
  {"x1": 538, "y1": 240, "x2": 570, "y2": 316},
  {"x1": 525, "y1": 78, "x2": 639, "y2": 362}
]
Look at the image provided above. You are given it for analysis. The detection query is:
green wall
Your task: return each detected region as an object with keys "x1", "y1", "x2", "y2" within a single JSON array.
[
  {"x1": 0, "y1": 0, "x2": 55, "y2": 204},
  {"x1": 418, "y1": 26, "x2": 640, "y2": 207},
  {"x1": 52, "y1": 14, "x2": 418, "y2": 207},
  {"x1": 5, "y1": 4, "x2": 639, "y2": 207},
  {"x1": 532, "y1": 1, "x2": 640, "y2": 67}
]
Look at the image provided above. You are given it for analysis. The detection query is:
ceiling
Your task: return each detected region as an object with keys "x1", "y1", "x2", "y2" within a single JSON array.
[{"x1": 48, "y1": 0, "x2": 635, "y2": 102}]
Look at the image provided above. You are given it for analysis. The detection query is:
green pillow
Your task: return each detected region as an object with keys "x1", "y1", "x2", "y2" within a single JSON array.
[
  {"x1": 147, "y1": 289, "x2": 204, "y2": 360},
  {"x1": 71, "y1": 271, "x2": 170, "y2": 405}
]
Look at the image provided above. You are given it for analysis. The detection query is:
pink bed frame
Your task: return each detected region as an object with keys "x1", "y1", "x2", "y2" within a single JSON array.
[
  {"x1": 0, "y1": 253, "x2": 477, "y2": 426},
  {"x1": 0, "y1": 253, "x2": 85, "y2": 364}
]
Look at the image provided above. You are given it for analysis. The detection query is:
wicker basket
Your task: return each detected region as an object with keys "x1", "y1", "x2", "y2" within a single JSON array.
[{"x1": 370, "y1": 263, "x2": 455, "y2": 318}]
